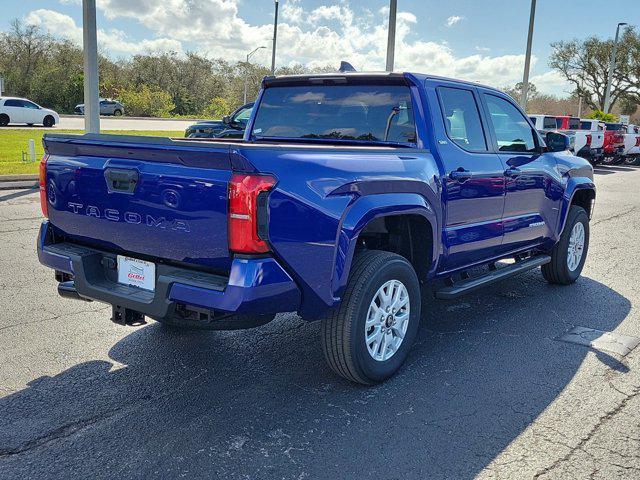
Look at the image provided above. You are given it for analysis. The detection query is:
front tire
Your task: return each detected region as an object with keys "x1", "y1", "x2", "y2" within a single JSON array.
[
  {"x1": 43, "y1": 115, "x2": 55, "y2": 127},
  {"x1": 321, "y1": 250, "x2": 421, "y2": 385},
  {"x1": 542, "y1": 205, "x2": 589, "y2": 285},
  {"x1": 114, "y1": 110, "x2": 123, "y2": 116}
]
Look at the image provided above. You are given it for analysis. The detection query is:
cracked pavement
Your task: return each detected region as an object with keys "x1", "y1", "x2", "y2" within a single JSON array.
[{"x1": 0, "y1": 164, "x2": 639, "y2": 479}]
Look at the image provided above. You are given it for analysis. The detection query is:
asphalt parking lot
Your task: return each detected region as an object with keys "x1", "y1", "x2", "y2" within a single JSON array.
[{"x1": 0, "y1": 165, "x2": 639, "y2": 479}]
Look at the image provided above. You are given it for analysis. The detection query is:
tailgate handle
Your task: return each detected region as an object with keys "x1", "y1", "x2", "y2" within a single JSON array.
[{"x1": 104, "y1": 168, "x2": 138, "y2": 194}]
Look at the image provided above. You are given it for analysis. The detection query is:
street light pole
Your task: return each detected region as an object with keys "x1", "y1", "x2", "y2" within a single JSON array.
[
  {"x1": 82, "y1": 0, "x2": 100, "y2": 133},
  {"x1": 244, "y1": 46, "x2": 266, "y2": 104},
  {"x1": 603, "y1": 22, "x2": 628, "y2": 114},
  {"x1": 386, "y1": 0, "x2": 397, "y2": 72},
  {"x1": 520, "y1": 0, "x2": 537, "y2": 110},
  {"x1": 270, "y1": 0, "x2": 279, "y2": 76}
]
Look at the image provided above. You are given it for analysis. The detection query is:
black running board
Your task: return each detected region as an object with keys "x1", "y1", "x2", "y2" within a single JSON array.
[{"x1": 435, "y1": 255, "x2": 551, "y2": 300}]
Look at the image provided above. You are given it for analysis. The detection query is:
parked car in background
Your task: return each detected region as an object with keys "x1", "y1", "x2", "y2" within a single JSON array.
[
  {"x1": 560, "y1": 119, "x2": 605, "y2": 165},
  {"x1": 185, "y1": 103, "x2": 254, "y2": 138},
  {"x1": 74, "y1": 99, "x2": 125, "y2": 116},
  {"x1": 0, "y1": 97, "x2": 59, "y2": 127},
  {"x1": 38, "y1": 72, "x2": 595, "y2": 384},
  {"x1": 556, "y1": 116, "x2": 580, "y2": 130},
  {"x1": 602, "y1": 123, "x2": 626, "y2": 164}
]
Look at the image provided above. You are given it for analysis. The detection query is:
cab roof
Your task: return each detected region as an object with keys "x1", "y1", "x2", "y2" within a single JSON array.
[{"x1": 262, "y1": 71, "x2": 505, "y2": 95}]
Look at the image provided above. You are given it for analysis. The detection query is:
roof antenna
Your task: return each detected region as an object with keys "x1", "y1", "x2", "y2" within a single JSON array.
[{"x1": 338, "y1": 61, "x2": 357, "y2": 73}]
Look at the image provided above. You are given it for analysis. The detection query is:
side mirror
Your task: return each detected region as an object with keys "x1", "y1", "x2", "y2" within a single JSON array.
[
  {"x1": 545, "y1": 131, "x2": 571, "y2": 153},
  {"x1": 222, "y1": 115, "x2": 231, "y2": 125}
]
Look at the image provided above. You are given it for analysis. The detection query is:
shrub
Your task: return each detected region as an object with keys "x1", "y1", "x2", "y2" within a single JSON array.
[
  {"x1": 586, "y1": 110, "x2": 618, "y2": 122},
  {"x1": 202, "y1": 97, "x2": 231, "y2": 119},
  {"x1": 117, "y1": 85, "x2": 175, "y2": 117}
]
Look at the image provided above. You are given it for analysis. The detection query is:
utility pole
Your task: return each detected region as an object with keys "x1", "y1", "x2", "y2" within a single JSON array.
[
  {"x1": 520, "y1": 0, "x2": 537, "y2": 111},
  {"x1": 386, "y1": 0, "x2": 397, "y2": 72},
  {"x1": 270, "y1": 0, "x2": 279, "y2": 76},
  {"x1": 244, "y1": 46, "x2": 266, "y2": 104},
  {"x1": 603, "y1": 22, "x2": 628, "y2": 114},
  {"x1": 82, "y1": 0, "x2": 100, "y2": 133}
]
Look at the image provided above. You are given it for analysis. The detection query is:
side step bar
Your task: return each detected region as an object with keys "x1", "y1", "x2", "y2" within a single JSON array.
[{"x1": 435, "y1": 255, "x2": 551, "y2": 300}]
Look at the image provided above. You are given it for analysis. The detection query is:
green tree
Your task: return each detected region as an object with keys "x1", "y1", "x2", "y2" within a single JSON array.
[{"x1": 550, "y1": 27, "x2": 640, "y2": 112}]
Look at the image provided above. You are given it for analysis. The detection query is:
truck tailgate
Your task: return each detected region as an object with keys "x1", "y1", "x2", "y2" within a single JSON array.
[{"x1": 43, "y1": 134, "x2": 235, "y2": 272}]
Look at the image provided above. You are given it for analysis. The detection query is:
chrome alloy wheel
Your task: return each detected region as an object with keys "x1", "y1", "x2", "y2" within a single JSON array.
[
  {"x1": 567, "y1": 222, "x2": 585, "y2": 272},
  {"x1": 365, "y1": 279, "x2": 410, "y2": 362}
]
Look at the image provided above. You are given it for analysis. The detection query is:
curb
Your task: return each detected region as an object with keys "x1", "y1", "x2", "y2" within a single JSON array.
[
  {"x1": 0, "y1": 180, "x2": 38, "y2": 191},
  {"x1": 59, "y1": 114, "x2": 208, "y2": 122}
]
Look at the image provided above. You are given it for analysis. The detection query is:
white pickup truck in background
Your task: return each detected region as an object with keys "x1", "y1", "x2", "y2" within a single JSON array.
[
  {"x1": 572, "y1": 119, "x2": 605, "y2": 164},
  {"x1": 528, "y1": 114, "x2": 558, "y2": 132},
  {"x1": 622, "y1": 124, "x2": 640, "y2": 165}
]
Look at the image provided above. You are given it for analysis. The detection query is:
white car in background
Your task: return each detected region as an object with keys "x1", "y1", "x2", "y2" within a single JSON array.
[{"x1": 0, "y1": 97, "x2": 60, "y2": 127}]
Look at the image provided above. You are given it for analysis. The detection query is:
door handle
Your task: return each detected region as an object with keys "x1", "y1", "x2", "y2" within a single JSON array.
[
  {"x1": 504, "y1": 167, "x2": 521, "y2": 178},
  {"x1": 449, "y1": 168, "x2": 472, "y2": 182}
]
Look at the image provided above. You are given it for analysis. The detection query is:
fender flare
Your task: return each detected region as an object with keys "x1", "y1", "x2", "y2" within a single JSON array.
[
  {"x1": 330, "y1": 193, "x2": 439, "y2": 302},
  {"x1": 557, "y1": 177, "x2": 596, "y2": 235}
]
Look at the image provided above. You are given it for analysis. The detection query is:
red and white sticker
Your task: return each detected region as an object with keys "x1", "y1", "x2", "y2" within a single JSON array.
[{"x1": 117, "y1": 256, "x2": 156, "y2": 291}]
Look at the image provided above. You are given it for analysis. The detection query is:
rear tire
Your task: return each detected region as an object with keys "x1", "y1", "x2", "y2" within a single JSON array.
[
  {"x1": 0, "y1": 114, "x2": 9, "y2": 127},
  {"x1": 43, "y1": 115, "x2": 55, "y2": 127},
  {"x1": 321, "y1": 250, "x2": 421, "y2": 385},
  {"x1": 114, "y1": 110, "x2": 123, "y2": 116},
  {"x1": 624, "y1": 156, "x2": 640, "y2": 166},
  {"x1": 542, "y1": 205, "x2": 589, "y2": 285}
]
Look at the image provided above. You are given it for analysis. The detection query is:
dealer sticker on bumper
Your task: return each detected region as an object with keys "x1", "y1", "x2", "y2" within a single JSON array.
[{"x1": 117, "y1": 256, "x2": 156, "y2": 291}]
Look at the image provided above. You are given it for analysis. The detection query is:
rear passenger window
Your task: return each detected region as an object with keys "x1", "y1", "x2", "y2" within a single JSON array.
[
  {"x1": 568, "y1": 118, "x2": 580, "y2": 130},
  {"x1": 484, "y1": 94, "x2": 537, "y2": 153},
  {"x1": 437, "y1": 87, "x2": 487, "y2": 151},
  {"x1": 4, "y1": 99, "x2": 23, "y2": 107},
  {"x1": 543, "y1": 117, "x2": 557, "y2": 129}
]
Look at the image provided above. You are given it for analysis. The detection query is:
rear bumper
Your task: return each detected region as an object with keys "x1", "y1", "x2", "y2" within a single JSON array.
[{"x1": 37, "y1": 221, "x2": 300, "y2": 321}]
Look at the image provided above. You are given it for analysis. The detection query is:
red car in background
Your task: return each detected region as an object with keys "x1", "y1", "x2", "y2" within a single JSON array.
[
  {"x1": 602, "y1": 123, "x2": 626, "y2": 164},
  {"x1": 556, "y1": 116, "x2": 580, "y2": 130}
]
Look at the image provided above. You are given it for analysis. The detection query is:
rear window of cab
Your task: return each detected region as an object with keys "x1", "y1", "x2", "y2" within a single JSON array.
[{"x1": 251, "y1": 85, "x2": 417, "y2": 144}]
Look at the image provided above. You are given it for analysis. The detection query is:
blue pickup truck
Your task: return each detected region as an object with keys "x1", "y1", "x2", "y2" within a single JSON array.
[{"x1": 37, "y1": 72, "x2": 595, "y2": 384}]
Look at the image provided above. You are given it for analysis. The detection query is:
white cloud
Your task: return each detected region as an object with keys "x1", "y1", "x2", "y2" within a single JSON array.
[
  {"x1": 25, "y1": 2, "x2": 568, "y2": 96},
  {"x1": 25, "y1": 9, "x2": 183, "y2": 56},
  {"x1": 445, "y1": 15, "x2": 464, "y2": 28},
  {"x1": 530, "y1": 70, "x2": 573, "y2": 96}
]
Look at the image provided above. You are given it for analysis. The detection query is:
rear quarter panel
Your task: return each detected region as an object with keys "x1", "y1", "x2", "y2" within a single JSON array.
[{"x1": 235, "y1": 145, "x2": 441, "y2": 319}]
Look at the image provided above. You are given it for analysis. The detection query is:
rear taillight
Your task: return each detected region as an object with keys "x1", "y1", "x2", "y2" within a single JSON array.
[
  {"x1": 585, "y1": 134, "x2": 592, "y2": 147},
  {"x1": 39, "y1": 154, "x2": 49, "y2": 217},
  {"x1": 228, "y1": 173, "x2": 276, "y2": 254},
  {"x1": 635, "y1": 136, "x2": 640, "y2": 147}
]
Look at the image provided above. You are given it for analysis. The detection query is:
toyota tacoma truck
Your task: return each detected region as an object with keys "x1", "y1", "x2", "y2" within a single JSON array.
[{"x1": 37, "y1": 72, "x2": 595, "y2": 384}]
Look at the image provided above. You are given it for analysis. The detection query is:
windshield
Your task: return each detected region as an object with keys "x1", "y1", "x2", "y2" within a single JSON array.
[{"x1": 251, "y1": 85, "x2": 417, "y2": 144}]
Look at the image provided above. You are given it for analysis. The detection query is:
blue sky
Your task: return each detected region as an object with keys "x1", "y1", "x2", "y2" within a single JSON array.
[{"x1": 2, "y1": 1, "x2": 639, "y2": 96}]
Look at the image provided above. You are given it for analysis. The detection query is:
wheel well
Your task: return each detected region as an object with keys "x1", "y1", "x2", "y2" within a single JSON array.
[
  {"x1": 357, "y1": 215, "x2": 432, "y2": 281},
  {"x1": 571, "y1": 189, "x2": 595, "y2": 218}
]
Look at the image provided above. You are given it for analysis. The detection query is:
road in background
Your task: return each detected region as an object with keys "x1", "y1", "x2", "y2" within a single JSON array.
[
  {"x1": 8, "y1": 115, "x2": 199, "y2": 131},
  {"x1": 0, "y1": 165, "x2": 638, "y2": 479}
]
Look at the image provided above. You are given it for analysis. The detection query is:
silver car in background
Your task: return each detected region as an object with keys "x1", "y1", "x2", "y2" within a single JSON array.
[{"x1": 74, "y1": 99, "x2": 125, "y2": 116}]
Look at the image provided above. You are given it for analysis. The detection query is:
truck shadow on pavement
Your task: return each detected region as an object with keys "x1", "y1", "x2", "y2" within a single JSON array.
[{"x1": 0, "y1": 273, "x2": 631, "y2": 479}]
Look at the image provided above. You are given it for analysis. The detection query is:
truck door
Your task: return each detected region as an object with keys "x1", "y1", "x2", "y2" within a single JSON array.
[
  {"x1": 479, "y1": 91, "x2": 562, "y2": 252},
  {"x1": 433, "y1": 84, "x2": 506, "y2": 271}
]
